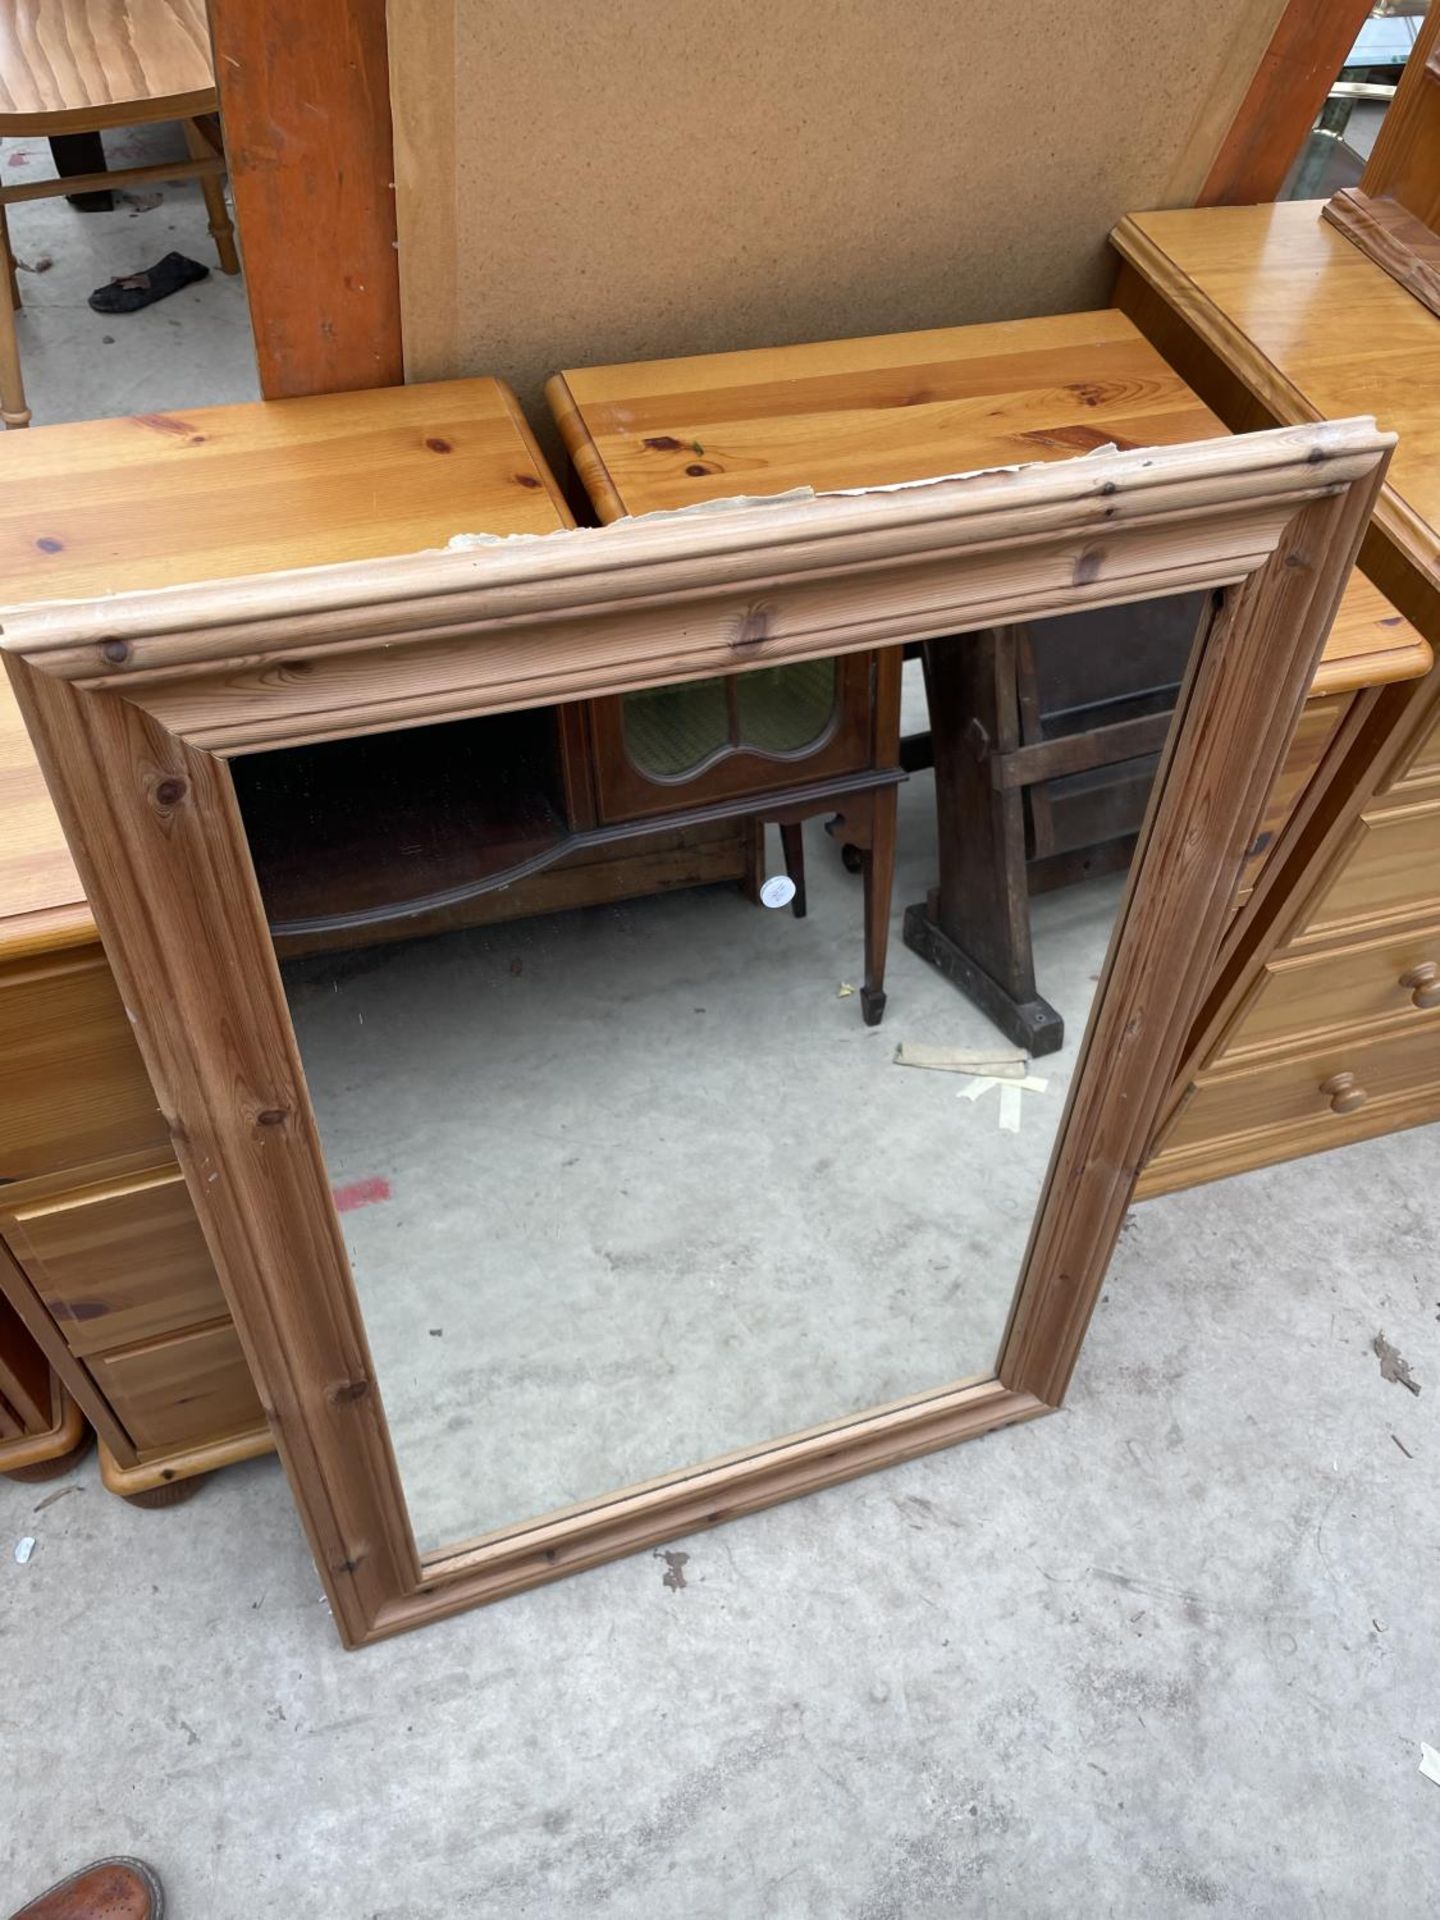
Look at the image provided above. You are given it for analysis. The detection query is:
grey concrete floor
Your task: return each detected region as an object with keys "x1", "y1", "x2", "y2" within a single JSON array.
[
  {"x1": 3, "y1": 1126, "x2": 1438, "y2": 1916},
  {"x1": 4, "y1": 128, "x2": 1439, "y2": 1919}
]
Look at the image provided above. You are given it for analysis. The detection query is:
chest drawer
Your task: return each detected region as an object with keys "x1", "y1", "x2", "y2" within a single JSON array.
[
  {"x1": 1215, "y1": 922, "x2": 1440, "y2": 1065},
  {"x1": 1381, "y1": 701, "x2": 1440, "y2": 800},
  {"x1": 1289, "y1": 795, "x2": 1440, "y2": 949},
  {"x1": 1, "y1": 1157, "x2": 227, "y2": 1358},
  {"x1": 87, "y1": 1320, "x2": 264, "y2": 1456},
  {"x1": 1164, "y1": 1021, "x2": 1440, "y2": 1158},
  {"x1": 1234, "y1": 693, "x2": 1351, "y2": 902},
  {"x1": 0, "y1": 948, "x2": 169, "y2": 1181}
]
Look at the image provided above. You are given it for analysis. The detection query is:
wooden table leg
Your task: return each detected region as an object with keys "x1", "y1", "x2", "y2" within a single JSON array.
[
  {"x1": 0, "y1": 200, "x2": 31, "y2": 428},
  {"x1": 186, "y1": 119, "x2": 240, "y2": 275},
  {"x1": 779, "y1": 818, "x2": 807, "y2": 918},
  {"x1": 860, "y1": 782, "x2": 897, "y2": 1027},
  {"x1": 902, "y1": 627, "x2": 1064, "y2": 1053}
]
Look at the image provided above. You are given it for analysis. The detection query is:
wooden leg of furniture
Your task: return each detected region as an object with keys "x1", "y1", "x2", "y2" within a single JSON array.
[
  {"x1": 739, "y1": 817, "x2": 766, "y2": 905},
  {"x1": 903, "y1": 629, "x2": 1064, "y2": 1054},
  {"x1": 0, "y1": 1380, "x2": 89, "y2": 1482},
  {"x1": 186, "y1": 119, "x2": 240, "y2": 276},
  {"x1": 860, "y1": 783, "x2": 898, "y2": 1028},
  {"x1": 1, "y1": 1427, "x2": 92, "y2": 1483},
  {"x1": 821, "y1": 786, "x2": 897, "y2": 1027},
  {"x1": 779, "y1": 819, "x2": 807, "y2": 918},
  {"x1": 96, "y1": 1426, "x2": 272, "y2": 1505},
  {"x1": 0, "y1": 200, "x2": 29, "y2": 430},
  {"x1": 3, "y1": 199, "x2": 19, "y2": 312},
  {"x1": 121, "y1": 1474, "x2": 208, "y2": 1509}
]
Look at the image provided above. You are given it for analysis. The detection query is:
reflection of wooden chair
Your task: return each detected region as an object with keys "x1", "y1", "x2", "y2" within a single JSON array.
[
  {"x1": 904, "y1": 598, "x2": 1204, "y2": 1055},
  {"x1": 0, "y1": 0, "x2": 239, "y2": 428}
]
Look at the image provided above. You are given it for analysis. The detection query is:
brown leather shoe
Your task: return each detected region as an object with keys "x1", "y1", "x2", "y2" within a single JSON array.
[{"x1": 10, "y1": 1858, "x2": 163, "y2": 1920}]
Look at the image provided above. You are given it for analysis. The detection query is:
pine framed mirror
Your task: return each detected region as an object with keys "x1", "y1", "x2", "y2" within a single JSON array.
[{"x1": 2, "y1": 420, "x2": 1388, "y2": 1646}]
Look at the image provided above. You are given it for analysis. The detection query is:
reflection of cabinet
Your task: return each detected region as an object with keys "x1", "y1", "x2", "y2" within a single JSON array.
[
  {"x1": 589, "y1": 657, "x2": 873, "y2": 818},
  {"x1": 238, "y1": 653, "x2": 905, "y2": 1024}
]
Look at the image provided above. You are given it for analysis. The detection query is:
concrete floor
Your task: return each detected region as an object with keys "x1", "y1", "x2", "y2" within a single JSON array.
[
  {"x1": 4, "y1": 128, "x2": 1440, "y2": 1920},
  {"x1": 4, "y1": 1127, "x2": 1438, "y2": 1916}
]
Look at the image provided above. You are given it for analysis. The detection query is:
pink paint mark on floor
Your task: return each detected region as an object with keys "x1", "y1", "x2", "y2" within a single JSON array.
[{"x1": 332, "y1": 1175, "x2": 392, "y2": 1214}]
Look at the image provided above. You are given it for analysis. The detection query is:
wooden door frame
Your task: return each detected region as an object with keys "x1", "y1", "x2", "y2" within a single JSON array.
[{"x1": 2, "y1": 422, "x2": 1389, "y2": 1645}]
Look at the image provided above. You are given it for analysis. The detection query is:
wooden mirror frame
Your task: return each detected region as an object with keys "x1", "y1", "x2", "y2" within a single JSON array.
[{"x1": 2, "y1": 420, "x2": 1389, "y2": 1646}]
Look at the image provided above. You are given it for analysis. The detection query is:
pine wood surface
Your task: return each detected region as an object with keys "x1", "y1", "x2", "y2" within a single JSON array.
[
  {"x1": 550, "y1": 310, "x2": 1427, "y2": 700},
  {"x1": 0, "y1": 0, "x2": 215, "y2": 131},
  {"x1": 1112, "y1": 201, "x2": 1440, "y2": 633}
]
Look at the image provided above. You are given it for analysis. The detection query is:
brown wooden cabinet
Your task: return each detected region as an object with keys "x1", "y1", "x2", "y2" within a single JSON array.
[{"x1": 0, "y1": 923, "x2": 272, "y2": 1498}]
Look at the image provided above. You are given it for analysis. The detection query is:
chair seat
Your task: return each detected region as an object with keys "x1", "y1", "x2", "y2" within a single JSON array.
[{"x1": 0, "y1": 0, "x2": 216, "y2": 134}]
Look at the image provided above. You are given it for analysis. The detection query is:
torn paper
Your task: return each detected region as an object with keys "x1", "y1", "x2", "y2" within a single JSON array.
[{"x1": 894, "y1": 1041, "x2": 1028, "y2": 1080}]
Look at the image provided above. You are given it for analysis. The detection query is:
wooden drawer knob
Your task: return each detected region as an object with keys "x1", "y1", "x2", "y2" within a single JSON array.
[
  {"x1": 1320, "y1": 1071, "x2": 1367, "y2": 1116},
  {"x1": 1399, "y1": 962, "x2": 1440, "y2": 1010}
]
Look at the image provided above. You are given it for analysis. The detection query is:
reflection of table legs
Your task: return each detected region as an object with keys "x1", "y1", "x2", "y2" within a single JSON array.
[
  {"x1": 763, "y1": 779, "x2": 900, "y2": 1026},
  {"x1": 903, "y1": 626, "x2": 1065, "y2": 1054},
  {"x1": 829, "y1": 784, "x2": 898, "y2": 1028},
  {"x1": 778, "y1": 819, "x2": 807, "y2": 918}
]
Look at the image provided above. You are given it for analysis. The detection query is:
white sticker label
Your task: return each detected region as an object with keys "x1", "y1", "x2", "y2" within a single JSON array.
[{"x1": 760, "y1": 874, "x2": 797, "y2": 910}]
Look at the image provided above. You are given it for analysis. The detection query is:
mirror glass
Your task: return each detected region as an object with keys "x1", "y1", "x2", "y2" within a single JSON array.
[{"x1": 233, "y1": 593, "x2": 1208, "y2": 1553}]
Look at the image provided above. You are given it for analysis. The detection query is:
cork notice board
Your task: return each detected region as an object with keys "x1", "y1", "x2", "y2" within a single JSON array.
[{"x1": 388, "y1": 0, "x2": 1285, "y2": 424}]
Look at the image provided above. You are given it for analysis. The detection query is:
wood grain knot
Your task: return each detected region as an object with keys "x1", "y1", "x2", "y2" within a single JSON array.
[
  {"x1": 1306, "y1": 445, "x2": 1329, "y2": 464},
  {"x1": 99, "y1": 638, "x2": 130, "y2": 665},
  {"x1": 327, "y1": 1379, "x2": 370, "y2": 1405},
  {"x1": 513, "y1": 471, "x2": 541, "y2": 488},
  {"x1": 154, "y1": 776, "x2": 187, "y2": 807},
  {"x1": 35, "y1": 535, "x2": 63, "y2": 553},
  {"x1": 256, "y1": 1107, "x2": 288, "y2": 1127},
  {"x1": 642, "y1": 435, "x2": 683, "y2": 451},
  {"x1": 424, "y1": 436, "x2": 453, "y2": 453},
  {"x1": 1073, "y1": 547, "x2": 1105, "y2": 586},
  {"x1": 732, "y1": 605, "x2": 772, "y2": 651},
  {"x1": 685, "y1": 463, "x2": 711, "y2": 477}
]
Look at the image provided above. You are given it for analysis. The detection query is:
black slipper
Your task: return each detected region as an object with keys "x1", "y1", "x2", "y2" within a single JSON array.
[{"x1": 88, "y1": 251, "x2": 209, "y2": 315}]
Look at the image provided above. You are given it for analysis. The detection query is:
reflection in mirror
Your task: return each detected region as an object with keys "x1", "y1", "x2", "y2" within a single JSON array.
[{"x1": 232, "y1": 592, "x2": 1208, "y2": 1553}]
